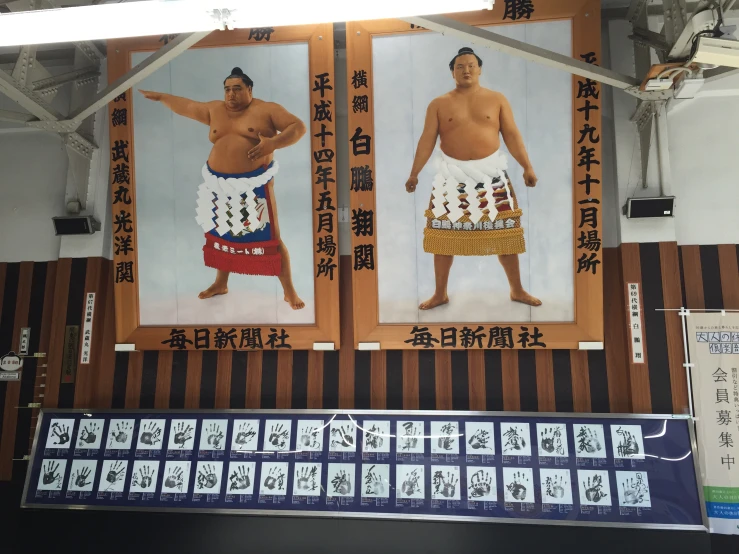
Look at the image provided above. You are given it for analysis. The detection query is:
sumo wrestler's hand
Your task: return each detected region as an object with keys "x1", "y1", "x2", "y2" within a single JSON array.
[
  {"x1": 248, "y1": 133, "x2": 276, "y2": 161},
  {"x1": 139, "y1": 90, "x2": 163, "y2": 101},
  {"x1": 405, "y1": 175, "x2": 418, "y2": 193},
  {"x1": 523, "y1": 166, "x2": 538, "y2": 188}
]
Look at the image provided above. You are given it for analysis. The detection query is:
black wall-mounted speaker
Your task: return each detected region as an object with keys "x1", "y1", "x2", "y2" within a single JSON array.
[
  {"x1": 623, "y1": 196, "x2": 675, "y2": 219},
  {"x1": 52, "y1": 216, "x2": 100, "y2": 235}
]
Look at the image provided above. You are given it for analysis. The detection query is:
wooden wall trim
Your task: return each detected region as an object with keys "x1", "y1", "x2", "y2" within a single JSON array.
[
  {"x1": 718, "y1": 244, "x2": 739, "y2": 309},
  {"x1": 602, "y1": 248, "x2": 631, "y2": 413},
  {"x1": 124, "y1": 351, "x2": 143, "y2": 408},
  {"x1": 570, "y1": 351, "x2": 591, "y2": 412},
  {"x1": 680, "y1": 245, "x2": 705, "y2": 309},
  {"x1": 659, "y1": 243, "x2": 688, "y2": 413},
  {"x1": 338, "y1": 257, "x2": 354, "y2": 409},
  {"x1": 501, "y1": 351, "x2": 520, "y2": 411},
  {"x1": 155, "y1": 350, "x2": 173, "y2": 409},
  {"x1": 535, "y1": 350, "x2": 556, "y2": 412},
  {"x1": 43, "y1": 258, "x2": 72, "y2": 409},
  {"x1": 370, "y1": 351, "x2": 387, "y2": 410},
  {"x1": 245, "y1": 351, "x2": 263, "y2": 409},
  {"x1": 0, "y1": 262, "x2": 32, "y2": 480},
  {"x1": 276, "y1": 351, "x2": 293, "y2": 409},
  {"x1": 184, "y1": 351, "x2": 202, "y2": 409},
  {"x1": 306, "y1": 351, "x2": 323, "y2": 409},
  {"x1": 402, "y1": 351, "x2": 419, "y2": 410},
  {"x1": 215, "y1": 351, "x2": 233, "y2": 409},
  {"x1": 3, "y1": 244, "x2": 738, "y2": 481},
  {"x1": 467, "y1": 351, "x2": 486, "y2": 411}
]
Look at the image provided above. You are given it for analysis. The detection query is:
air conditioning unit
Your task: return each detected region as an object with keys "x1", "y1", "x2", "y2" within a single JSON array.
[
  {"x1": 692, "y1": 36, "x2": 739, "y2": 68},
  {"x1": 668, "y1": 10, "x2": 717, "y2": 60}
]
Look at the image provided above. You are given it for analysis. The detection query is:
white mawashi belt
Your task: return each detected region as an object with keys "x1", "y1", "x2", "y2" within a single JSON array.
[
  {"x1": 195, "y1": 162, "x2": 279, "y2": 236},
  {"x1": 431, "y1": 151, "x2": 512, "y2": 224}
]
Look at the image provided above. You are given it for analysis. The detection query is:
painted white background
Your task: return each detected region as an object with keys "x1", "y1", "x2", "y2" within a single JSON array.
[
  {"x1": 131, "y1": 44, "x2": 315, "y2": 326},
  {"x1": 372, "y1": 21, "x2": 574, "y2": 325}
]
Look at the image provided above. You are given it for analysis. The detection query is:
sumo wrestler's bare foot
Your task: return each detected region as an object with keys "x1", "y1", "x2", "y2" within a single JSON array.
[
  {"x1": 283, "y1": 290, "x2": 305, "y2": 310},
  {"x1": 510, "y1": 290, "x2": 542, "y2": 307},
  {"x1": 419, "y1": 293, "x2": 449, "y2": 310},
  {"x1": 198, "y1": 284, "x2": 228, "y2": 300}
]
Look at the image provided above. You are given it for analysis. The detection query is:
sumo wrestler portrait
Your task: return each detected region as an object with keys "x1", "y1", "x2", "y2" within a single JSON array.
[
  {"x1": 405, "y1": 47, "x2": 541, "y2": 311},
  {"x1": 139, "y1": 67, "x2": 307, "y2": 310}
]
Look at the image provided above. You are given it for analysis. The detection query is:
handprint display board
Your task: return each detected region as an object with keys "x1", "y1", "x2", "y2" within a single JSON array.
[{"x1": 23, "y1": 410, "x2": 705, "y2": 530}]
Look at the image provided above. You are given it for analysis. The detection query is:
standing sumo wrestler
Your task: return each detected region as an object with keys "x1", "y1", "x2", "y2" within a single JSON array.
[
  {"x1": 405, "y1": 47, "x2": 542, "y2": 311},
  {"x1": 140, "y1": 67, "x2": 306, "y2": 309}
]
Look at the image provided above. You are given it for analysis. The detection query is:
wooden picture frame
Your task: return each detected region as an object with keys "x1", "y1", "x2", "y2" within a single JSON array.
[
  {"x1": 346, "y1": 0, "x2": 603, "y2": 350},
  {"x1": 108, "y1": 25, "x2": 340, "y2": 351}
]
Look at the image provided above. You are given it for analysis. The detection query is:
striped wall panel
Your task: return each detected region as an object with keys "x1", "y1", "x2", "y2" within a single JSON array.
[{"x1": 0, "y1": 243, "x2": 737, "y2": 481}]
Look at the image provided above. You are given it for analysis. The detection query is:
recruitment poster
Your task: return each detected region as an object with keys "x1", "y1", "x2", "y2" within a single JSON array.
[{"x1": 688, "y1": 312, "x2": 739, "y2": 534}]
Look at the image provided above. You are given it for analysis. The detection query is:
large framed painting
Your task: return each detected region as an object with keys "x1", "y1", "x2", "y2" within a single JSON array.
[
  {"x1": 108, "y1": 25, "x2": 340, "y2": 350},
  {"x1": 347, "y1": 0, "x2": 603, "y2": 349}
]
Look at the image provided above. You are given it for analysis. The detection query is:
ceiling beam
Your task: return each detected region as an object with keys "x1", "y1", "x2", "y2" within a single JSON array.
[
  {"x1": 0, "y1": 107, "x2": 33, "y2": 122},
  {"x1": 31, "y1": 66, "x2": 99, "y2": 92},
  {"x1": 0, "y1": 66, "x2": 63, "y2": 120},
  {"x1": 402, "y1": 15, "x2": 652, "y2": 98},
  {"x1": 34, "y1": 31, "x2": 211, "y2": 131}
]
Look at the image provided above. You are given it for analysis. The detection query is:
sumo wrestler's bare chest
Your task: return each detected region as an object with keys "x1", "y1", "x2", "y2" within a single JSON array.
[
  {"x1": 438, "y1": 99, "x2": 500, "y2": 134},
  {"x1": 209, "y1": 108, "x2": 274, "y2": 144}
]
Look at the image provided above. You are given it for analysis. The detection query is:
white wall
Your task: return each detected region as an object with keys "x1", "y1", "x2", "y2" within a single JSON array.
[
  {"x1": 668, "y1": 94, "x2": 739, "y2": 245},
  {"x1": 0, "y1": 62, "x2": 112, "y2": 262},
  {"x1": 606, "y1": 16, "x2": 739, "y2": 246},
  {"x1": 0, "y1": 131, "x2": 68, "y2": 262}
]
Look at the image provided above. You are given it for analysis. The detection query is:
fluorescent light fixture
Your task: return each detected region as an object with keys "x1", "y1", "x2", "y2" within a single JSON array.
[{"x1": 0, "y1": 0, "x2": 493, "y2": 47}]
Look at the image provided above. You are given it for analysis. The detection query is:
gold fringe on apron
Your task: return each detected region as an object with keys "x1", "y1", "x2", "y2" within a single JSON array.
[{"x1": 423, "y1": 150, "x2": 526, "y2": 256}]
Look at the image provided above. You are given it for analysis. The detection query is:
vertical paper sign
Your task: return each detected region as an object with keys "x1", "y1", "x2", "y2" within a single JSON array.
[
  {"x1": 627, "y1": 283, "x2": 644, "y2": 364},
  {"x1": 80, "y1": 293, "x2": 95, "y2": 364},
  {"x1": 688, "y1": 313, "x2": 739, "y2": 535},
  {"x1": 19, "y1": 327, "x2": 31, "y2": 356}
]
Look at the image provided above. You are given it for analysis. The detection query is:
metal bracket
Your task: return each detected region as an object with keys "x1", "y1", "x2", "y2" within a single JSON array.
[
  {"x1": 630, "y1": 100, "x2": 656, "y2": 189},
  {"x1": 630, "y1": 100, "x2": 657, "y2": 130},
  {"x1": 626, "y1": 0, "x2": 650, "y2": 23},
  {"x1": 629, "y1": 27, "x2": 671, "y2": 57},
  {"x1": 663, "y1": 0, "x2": 688, "y2": 47},
  {"x1": 623, "y1": 86, "x2": 674, "y2": 101},
  {"x1": 74, "y1": 41, "x2": 105, "y2": 66},
  {"x1": 62, "y1": 132, "x2": 97, "y2": 158},
  {"x1": 11, "y1": 45, "x2": 37, "y2": 87}
]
